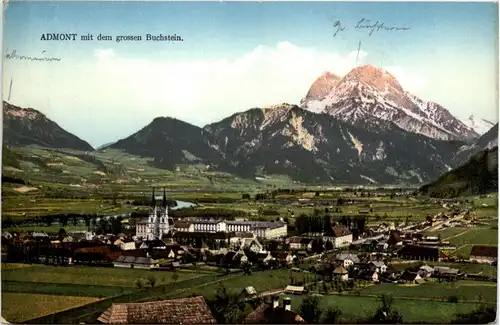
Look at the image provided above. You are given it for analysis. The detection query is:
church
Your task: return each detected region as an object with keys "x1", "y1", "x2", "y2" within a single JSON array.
[{"x1": 135, "y1": 188, "x2": 172, "y2": 240}]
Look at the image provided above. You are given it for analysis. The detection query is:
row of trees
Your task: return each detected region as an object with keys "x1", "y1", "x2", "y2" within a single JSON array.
[
  {"x1": 294, "y1": 214, "x2": 367, "y2": 235},
  {"x1": 3, "y1": 213, "x2": 125, "y2": 236}
]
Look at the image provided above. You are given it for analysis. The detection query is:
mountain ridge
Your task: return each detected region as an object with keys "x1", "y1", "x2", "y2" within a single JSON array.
[
  {"x1": 3, "y1": 101, "x2": 94, "y2": 151},
  {"x1": 420, "y1": 146, "x2": 498, "y2": 197},
  {"x1": 301, "y1": 65, "x2": 479, "y2": 142}
]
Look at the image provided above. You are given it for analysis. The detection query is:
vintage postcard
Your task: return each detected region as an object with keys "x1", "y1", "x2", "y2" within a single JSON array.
[{"x1": 1, "y1": 1, "x2": 498, "y2": 324}]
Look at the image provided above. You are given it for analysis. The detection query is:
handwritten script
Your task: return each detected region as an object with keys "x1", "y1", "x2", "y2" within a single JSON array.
[
  {"x1": 333, "y1": 18, "x2": 410, "y2": 37},
  {"x1": 4, "y1": 49, "x2": 61, "y2": 62}
]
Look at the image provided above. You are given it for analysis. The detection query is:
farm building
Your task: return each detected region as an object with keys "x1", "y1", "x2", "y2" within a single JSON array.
[
  {"x1": 284, "y1": 285, "x2": 305, "y2": 295},
  {"x1": 396, "y1": 245, "x2": 448, "y2": 261},
  {"x1": 469, "y1": 245, "x2": 498, "y2": 264},
  {"x1": 244, "y1": 296, "x2": 306, "y2": 324}
]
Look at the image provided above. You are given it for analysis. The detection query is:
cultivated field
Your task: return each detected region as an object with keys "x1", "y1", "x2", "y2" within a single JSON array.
[
  {"x1": 448, "y1": 227, "x2": 498, "y2": 257},
  {"x1": 2, "y1": 264, "x2": 208, "y2": 298},
  {"x1": 166, "y1": 269, "x2": 306, "y2": 300},
  {"x1": 288, "y1": 295, "x2": 482, "y2": 324},
  {"x1": 2, "y1": 292, "x2": 101, "y2": 323},
  {"x1": 359, "y1": 281, "x2": 497, "y2": 303}
]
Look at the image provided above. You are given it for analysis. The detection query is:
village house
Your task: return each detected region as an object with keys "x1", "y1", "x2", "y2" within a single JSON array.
[
  {"x1": 399, "y1": 271, "x2": 425, "y2": 284},
  {"x1": 270, "y1": 251, "x2": 293, "y2": 266},
  {"x1": 98, "y1": 296, "x2": 216, "y2": 324},
  {"x1": 387, "y1": 230, "x2": 404, "y2": 247},
  {"x1": 418, "y1": 265, "x2": 434, "y2": 277},
  {"x1": 287, "y1": 237, "x2": 314, "y2": 251},
  {"x1": 324, "y1": 226, "x2": 353, "y2": 247},
  {"x1": 244, "y1": 296, "x2": 306, "y2": 324},
  {"x1": 336, "y1": 253, "x2": 360, "y2": 268},
  {"x1": 221, "y1": 250, "x2": 248, "y2": 267},
  {"x1": 358, "y1": 269, "x2": 379, "y2": 282},
  {"x1": 139, "y1": 240, "x2": 168, "y2": 250},
  {"x1": 120, "y1": 241, "x2": 136, "y2": 251},
  {"x1": 237, "y1": 237, "x2": 264, "y2": 254},
  {"x1": 370, "y1": 261, "x2": 387, "y2": 274},
  {"x1": 333, "y1": 266, "x2": 349, "y2": 281},
  {"x1": 376, "y1": 240, "x2": 389, "y2": 251},
  {"x1": 469, "y1": 245, "x2": 497, "y2": 264}
]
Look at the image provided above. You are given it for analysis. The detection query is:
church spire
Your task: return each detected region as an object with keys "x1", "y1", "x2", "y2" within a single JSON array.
[
  {"x1": 162, "y1": 187, "x2": 167, "y2": 208},
  {"x1": 151, "y1": 187, "x2": 156, "y2": 207}
]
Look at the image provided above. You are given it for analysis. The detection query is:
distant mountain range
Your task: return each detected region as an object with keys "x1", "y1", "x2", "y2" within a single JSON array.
[{"x1": 2, "y1": 65, "x2": 498, "y2": 185}]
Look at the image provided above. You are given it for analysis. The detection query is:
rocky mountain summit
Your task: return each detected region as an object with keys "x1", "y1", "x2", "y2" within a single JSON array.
[{"x1": 301, "y1": 65, "x2": 478, "y2": 141}]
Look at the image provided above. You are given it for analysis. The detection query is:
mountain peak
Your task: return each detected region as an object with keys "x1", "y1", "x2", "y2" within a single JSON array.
[
  {"x1": 301, "y1": 65, "x2": 478, "y2": 141},
  {"x1": 343, "y1": 65, "x2": 403, "y2": 93},
  {"x1": 305, "y1": 72, "x2": 340, "y2": 100},
  {"x1": 3, "y1": 101, "x2": 94, "y2": 151},
  {"x1": 4, "y1": 101, "x2": 44, "y2": 121},
  {"x1": 462, "y1": 114, "x2": 495, "y2": 135}
]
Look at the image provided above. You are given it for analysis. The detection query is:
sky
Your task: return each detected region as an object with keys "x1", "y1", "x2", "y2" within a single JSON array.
[{"x1": 3, "y1": 1, "x2": 499, "y2": 148}]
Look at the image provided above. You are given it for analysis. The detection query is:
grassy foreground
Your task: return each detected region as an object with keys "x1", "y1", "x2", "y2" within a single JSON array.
[{"x1": 2, "y1": 293, "x2": 101, "y2": 323}]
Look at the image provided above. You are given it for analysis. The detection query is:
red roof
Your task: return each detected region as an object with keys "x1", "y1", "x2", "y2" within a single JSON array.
[
  {"x1": 97, "y1": 296, "x2": 216, "y2": 324},
  {"x1": 329, "y1": 226, "x2": 351, "y2": 237}
]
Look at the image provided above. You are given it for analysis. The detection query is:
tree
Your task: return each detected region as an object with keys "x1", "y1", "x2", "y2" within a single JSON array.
[
  {"x1": 111, "y1": 216, "x2": 123, "y2": 234},
  {"x1": 3, "y1": 216, "x2": 14, "y2": 228},
  {"x1": 57, "y1": 228, "x2": 67, "y2": 241},
  {"x1": 147, "y1": 275, "x2": 157, "y2": 288},
  {"x1": 451, "y1": 304, "x2": 496, "y2": 324},
  {"x1": 299, "y1": 296, "x2": 323, "y2": 324},
  {"x1": 43, "y1": 215, "x2": 55, "y2": 226},
  {"x1": 325, "y1": 240, "x2": 334, "y2": 251},
  {"x1": 110, "y1": 186, "x2": 119, "y2": 207},
  {"x1": 322, "y1": 281, "x2": 329, "y2": 294},
  {"x1": 209, "y1": 284, "x2": 246, "y2": 324},
  {"x1": 135, "y1": 279, "x2": 144, "y2": 290},
  {"x1": 312, "y1": 239, "x2": 324, "y2": 254},
  {"x1": 172, "y1": 271, "x2": 179, "y2": 286},
  {"x1": 322, "y1": 307, "x2": 342, "y2": 324},
  {"x1": 82, "y1": 215, "x2": 90, "y2": 228},
  {"x1": 242, "y1": 193, "x2": 250, "y2": 200}
]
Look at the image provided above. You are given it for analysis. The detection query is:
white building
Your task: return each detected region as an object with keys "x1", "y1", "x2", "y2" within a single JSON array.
[
  {"x1": 324, "y1": 226, "x2": 353, "y2": 248},
  {"x1": 336, "y1": 254, "x2": 360, "y2": 268},
  {"x1": 184, "y1": 220, "x2": 287, "y2": 239},
  {"x1": 136, "y1": 188, "x2": 171, "y2": 240}
]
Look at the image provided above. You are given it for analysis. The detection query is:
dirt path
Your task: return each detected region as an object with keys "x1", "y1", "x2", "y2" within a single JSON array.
[
  {"x1": 164, "y1": 273, "x2": 243, "y2": 297},
  {"x1": 444, "y1": 228, "x2": 472, "y2": 241}
]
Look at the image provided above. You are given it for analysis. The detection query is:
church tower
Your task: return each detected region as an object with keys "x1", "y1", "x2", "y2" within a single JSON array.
[
  {"x1": 147, "y1": 187, "x2": 159, "y2": 240},
  {"x1": 158, "y1": 187, "x2": 170, "y2": 238}
]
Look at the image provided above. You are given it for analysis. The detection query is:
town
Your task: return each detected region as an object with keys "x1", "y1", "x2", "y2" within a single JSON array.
[{"x1": 2, "y1": 188, "x2": 497, "y2": 324}]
